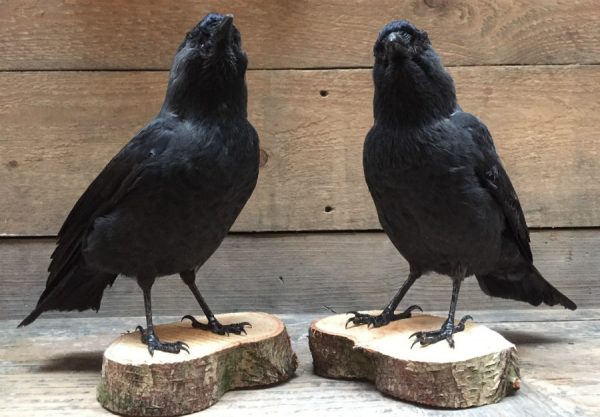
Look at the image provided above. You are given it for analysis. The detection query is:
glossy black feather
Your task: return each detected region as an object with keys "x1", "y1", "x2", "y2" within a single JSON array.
[
  {"x1": 364, "y1": 20, "x2": 576, "y2": 310},
  {"x1": 20, "y1": 14, "x2": 260, "y2": 326}
]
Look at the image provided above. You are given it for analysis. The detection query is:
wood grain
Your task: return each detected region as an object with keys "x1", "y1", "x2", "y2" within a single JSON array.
[
  {"x1": 1, "y1": 314, "x2": 598, "y2": 416},
  {"x1": 98, "y1": 312, "x2": 297, "y2": 415},
  {"x1": 1, "y1": 66, "x2": 599, "y2": 235},
  {"x1": 1, "y1": 0, "x2": 600, "y2": 70},
  {"x1": 0, "y1": 230, "x2": 593, "y2": 321},
  {"x1": 310, "y1": 313, "x2": 520, "y2": 407}
]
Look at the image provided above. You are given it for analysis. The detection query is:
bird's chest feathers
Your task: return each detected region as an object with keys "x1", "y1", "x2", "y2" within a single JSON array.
[
  {"x1": 366, "y1": 130, "x2": 436, "y2": 186},
  {"x1": 182, "y1": 133, "x2": 257, "y2": 194}
]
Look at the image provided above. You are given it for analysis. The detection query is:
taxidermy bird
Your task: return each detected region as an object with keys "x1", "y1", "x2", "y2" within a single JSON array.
[
  {"x1": 19, "y1": 13, "x2": 260, "y2": 355},
  {"x1": 347, "y1": 20, "x2": 576, "y2": 347}
]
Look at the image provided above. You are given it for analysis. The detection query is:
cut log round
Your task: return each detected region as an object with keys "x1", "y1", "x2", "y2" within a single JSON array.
[
  {"x1": 97, "y1": 312, "x2": 297, "y2": 416},
  {"x1": 309, "y1": 313, "x2": 520, "y2": 408}
]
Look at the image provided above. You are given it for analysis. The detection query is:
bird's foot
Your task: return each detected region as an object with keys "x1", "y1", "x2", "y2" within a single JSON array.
[
  {"x1": 181, "y1": 315, "x2": 251, "y2": 336},
  {"x1": 135, "y1": 326, "x2": 189, "y2": 356},
  {"x1": 345, "y1": 305, "x2": 422, "y2": 329},
  {"x1": 409, "y1": 315, "x2": 473, "y2": 348}
]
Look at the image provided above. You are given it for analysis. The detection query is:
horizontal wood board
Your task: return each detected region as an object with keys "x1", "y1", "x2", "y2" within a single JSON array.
[
  {"x1": 1, "y1": 313, "x2": 599, "y2": 416},
  {"x1": 1, "y1": 66, "x2": 599, "y2": 235},
  {"x1": 1, "y1": 0, "x2": 600, "y2": 69},
  {"x1": 0, "y1": 230, "x2": 594, "y2": 321}
]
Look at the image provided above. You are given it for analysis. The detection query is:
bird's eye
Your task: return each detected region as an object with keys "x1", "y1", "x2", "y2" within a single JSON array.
[{"x1": 399, "y1": 31, "x2": 412, "y2": 43}]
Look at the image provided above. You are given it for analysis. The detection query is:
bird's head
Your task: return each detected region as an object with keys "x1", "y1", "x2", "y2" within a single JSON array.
[
  {"x1": 165, "y1": 13, "x2": 248, "y2": 116},
  {"x1": 372, "y1": 20, "x2": 457, "y2": 124},
  {"x1": 374, "y1": 20, "x2": 431, "y2": 63}
]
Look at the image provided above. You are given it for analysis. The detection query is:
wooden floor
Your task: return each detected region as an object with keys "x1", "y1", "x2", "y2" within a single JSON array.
[{"x1": 1, "y1": 309, "x2": 598, "y2": 417}]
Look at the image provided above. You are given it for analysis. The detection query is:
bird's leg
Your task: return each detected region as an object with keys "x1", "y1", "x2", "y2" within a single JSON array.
[
  {"x1": 179, "y1": 270, "x2": 250, "y2": 335},
  {"x1": 346, "y1": 271, "x2": 422, "y2": 328},
  {"x1": 136, "y1": 277, "x2": 189, "y2": 355},
  {"x1": 409, "y1": 277, "x2": 473, "y2": 348}
]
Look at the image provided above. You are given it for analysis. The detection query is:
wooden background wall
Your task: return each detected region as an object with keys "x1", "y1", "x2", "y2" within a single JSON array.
[{"x1": 1, "y1": 0, "x2": 598, "y2": 320}]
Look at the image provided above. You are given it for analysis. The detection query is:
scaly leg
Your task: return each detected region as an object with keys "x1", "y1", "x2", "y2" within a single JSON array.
[
  {"x1": 346, "y1": 271, "x2": 422, "y2": 329},
  {"x1": 179, "y1": 270, "x2": 250, "y2": 335},
  {"x1": 410, "y1": 277, "x2": 473, "y2": 348},
  {"x1": 136, "y1": 277, "x2": 189, "y2": 355}
]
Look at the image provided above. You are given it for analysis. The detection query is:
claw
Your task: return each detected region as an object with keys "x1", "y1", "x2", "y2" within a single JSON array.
[
  {"x1": 456, "y1": 315, "x2": 473, "y2": 329},
  {"x1": 409, "y1": 331, "x2": 422, "y2": 339},
  {"x1": 408, "y1": 314, "x2": 473, "y2": 348},
  {"x1": 406, "y1": 305, "x2": 423, "y2": 313},
  {"x1": 411, "y1": 338, "x2": 421, "y2": 349},
  {"x1": 181, "y1": 314, "x2": 195, "y2": 323}
]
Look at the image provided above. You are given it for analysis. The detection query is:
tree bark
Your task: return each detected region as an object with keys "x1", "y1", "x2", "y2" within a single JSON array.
[
  {"x1": 98, "y1": 312, "x2": 297, "y2": 416},
  {"x1": 309, "y1": 313, "x2": 520, "y2": 408}
]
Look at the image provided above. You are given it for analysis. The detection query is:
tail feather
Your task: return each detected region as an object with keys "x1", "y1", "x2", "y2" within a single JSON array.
[
  {"x1": 19, "y1": 262, "x2": 117, "y2": 327},
  {"x1": 476, "y1": 265, "x2": 577, "y2": 310}
]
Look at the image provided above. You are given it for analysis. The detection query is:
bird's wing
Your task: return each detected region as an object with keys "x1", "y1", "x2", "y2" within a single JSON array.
[
  {"x1": 47, "y1": 120, "x2": 176, "y2": 287},
  {"x1": 452, "y1": 111, "x2": 533, "y2": 262}
]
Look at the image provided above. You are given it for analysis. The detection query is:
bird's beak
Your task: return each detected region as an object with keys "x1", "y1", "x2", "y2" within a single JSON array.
[
  {"x1": 213, "y1": 15, "x2": 234, "y2": 46},
  {"x1": 384, "y1": 31, "x2": 411, "y2": 58}
]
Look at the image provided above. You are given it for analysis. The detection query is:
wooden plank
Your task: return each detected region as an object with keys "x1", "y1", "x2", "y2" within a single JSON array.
[
  {"x1": 1, "y1": 67, "x2": 599, "y2": 235},
  {"x1": 1, "y1": 315, "x2": 598, "y2": 416},
  {"x1": 1, "y1": 1, "x2": 600, "y2": 70},
  {"x1": 0, "y1": 230, "x2": 594, "y2": 321}
]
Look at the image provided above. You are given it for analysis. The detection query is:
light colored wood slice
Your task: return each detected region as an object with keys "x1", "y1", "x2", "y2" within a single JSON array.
[
  {"x1": 309, "y1": 313, "x2": 520, "y2": 408},
  {"x1": 1, "y1": 0, "x2": 600, "y2": 70},
  {"x1": 1, "y1": 67, "x2": 599, "y2": 235},
  {"x1": 1, "y1": 315, "x2": 598, "y2": 417},
  {"x1": 97, "y1": 312, "x2": 297, "y2": 416},
  {"x1": 0, "y1": 229, "x2": 591, "y2": 320}
]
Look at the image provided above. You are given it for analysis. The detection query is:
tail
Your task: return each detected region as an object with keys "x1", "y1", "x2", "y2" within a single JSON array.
[
  {"x1": 476, "y1": 265, "x2": 577, "y2": 310},
  {"x1": 19, "y1": 259, "x2": 117, "y2": 327}
]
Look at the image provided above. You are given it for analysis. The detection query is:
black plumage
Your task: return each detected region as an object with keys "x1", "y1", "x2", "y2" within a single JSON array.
[
  {"x1": 347, "y1": 20, "x2": 576, "y2": 347},
  {"x1": 19, "y1": 13, "x2": 260, "y2": 355}
]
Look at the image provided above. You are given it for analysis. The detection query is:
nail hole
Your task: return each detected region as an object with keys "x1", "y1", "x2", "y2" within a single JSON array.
[
  {"x1": 324, "y1": 205, "x2": 334, "y2": 213},
  {"x1": 319, "y1": 90, "x2": 328, "y2": 97}
]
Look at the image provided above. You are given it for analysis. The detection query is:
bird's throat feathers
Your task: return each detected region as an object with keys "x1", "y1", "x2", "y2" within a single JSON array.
[
  {"x1": 162, "y1": 69, "x2": 248, "y2": 120},
  {"x1": 373, "y1": 55, "x2": 457, "y2": 126}
]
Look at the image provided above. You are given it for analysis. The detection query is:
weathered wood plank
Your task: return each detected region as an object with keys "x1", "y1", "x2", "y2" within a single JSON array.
[
  {"x1": 1, "y1": 315, "x2": 598, "y2": 416},
  {"x1": 1, "y1": 0, "x2": 600, "y2": 70},
  {"x1": 1, "y1": 67, "x2": 599, "y2": 235},
  {"x1": 0, "y1": 230, "x2": 593, "y2": 321}
]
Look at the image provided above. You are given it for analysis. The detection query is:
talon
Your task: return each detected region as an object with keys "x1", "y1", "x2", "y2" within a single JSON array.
[
  {"x1": 411, "y1": 338, "x2": 421, "y2": 349},
  {"x1": 407, "y1": 305, "x2": 423, "y2": 313},
  {"x1": 181, "y1": 315, "x2": 197, "y2": 324}
]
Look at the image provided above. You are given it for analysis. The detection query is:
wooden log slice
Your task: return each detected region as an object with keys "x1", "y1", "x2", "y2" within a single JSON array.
[
  {"x1": 97, "y1": 312, "x2": 297, "y2": 416},
  {"x1": 309, "y1": 313, "x2": 520, "y2": 408}
]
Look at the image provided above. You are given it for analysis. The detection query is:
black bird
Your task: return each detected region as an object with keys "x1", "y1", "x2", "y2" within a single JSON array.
[
  {"x1": 347, "y1": 20, "x2": 577, "y2": 347},
  {"x1": 19, "y1": 13, "x2": 260, "y2": 355}
]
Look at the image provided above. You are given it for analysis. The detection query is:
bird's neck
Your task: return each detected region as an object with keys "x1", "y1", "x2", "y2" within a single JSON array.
[
  {"x1": 374, "y1": 84, "x2": 456, "y2": 127},
  {"x1": 373, "y1": 63, "x2": 457, "y2": 126},
  {"x1": 161, "y1": 76, "x2": 248, "y2": 120}
]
